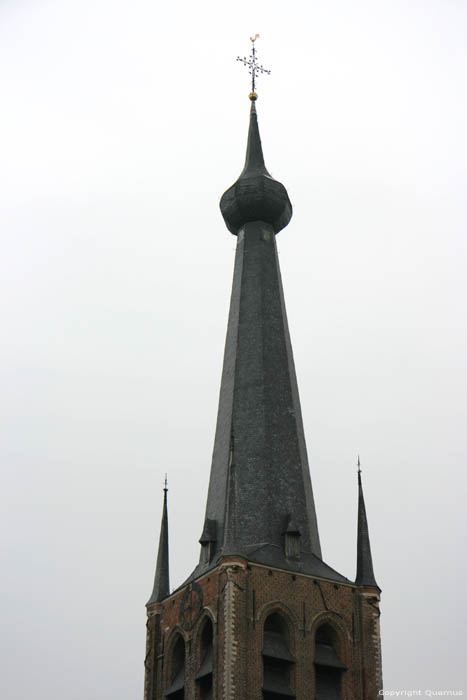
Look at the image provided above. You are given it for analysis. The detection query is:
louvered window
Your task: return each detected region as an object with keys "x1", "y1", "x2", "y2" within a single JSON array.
[
  {"x1": 262, "y1": 613, "x2": 295, "y2": 699},
  {"x1": 314, "y1": 625, "x2": 346, "y2": 700},
  {"x1": 196, "y1": 618, "x2": 213, "y2": 700},
  {"x1": 166, "y1": 635, "x2": 185, "y2": 699}
]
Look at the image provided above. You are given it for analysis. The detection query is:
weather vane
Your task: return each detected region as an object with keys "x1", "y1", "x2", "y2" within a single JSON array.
[{"x1": 237, "y1": 34, "x2": 271, "y2": 100}]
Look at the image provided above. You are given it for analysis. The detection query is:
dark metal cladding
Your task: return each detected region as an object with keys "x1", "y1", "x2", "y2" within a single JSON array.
[
  {"x1": 355, "y1": 470, "x2": 380, "y2": 589},
  {"x1": 220, "y1": 101, "x2": 292, "y2": 235},
  {"x1": 147, "y1": 486, "x2": 170, "y2": 605}
]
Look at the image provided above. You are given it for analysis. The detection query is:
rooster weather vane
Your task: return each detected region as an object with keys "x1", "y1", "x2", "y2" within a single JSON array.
[{"x1": 237, "y1": 34, "x2": 271, "y2": 100}]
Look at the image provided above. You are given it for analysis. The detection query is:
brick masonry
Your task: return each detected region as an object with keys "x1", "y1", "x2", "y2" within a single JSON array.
[{"x1": 144, "y1": 556, "x2": 382, "y2": 700}]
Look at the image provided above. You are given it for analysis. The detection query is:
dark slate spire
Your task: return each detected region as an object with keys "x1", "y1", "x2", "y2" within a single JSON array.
[
  {"x1": 147, "y1": 480, "x2": 170, "y2": 605},
  {"x1": 188, "y1": 97, "x2": 351, "y2": 585},
  {"x1": 241, "y1": 99, "x2": 268, "y2": 176},
  {"x1": 356, "y1": 460, "x2": 379, "y2": 589},
  {"x1": 220, "y1": 99, "x2": 292, "y2": 236}
]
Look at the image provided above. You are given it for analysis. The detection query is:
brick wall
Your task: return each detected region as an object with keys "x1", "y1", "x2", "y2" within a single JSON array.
[{"x1": 145, "y1": 556, "x2": 382, "y2": 700}]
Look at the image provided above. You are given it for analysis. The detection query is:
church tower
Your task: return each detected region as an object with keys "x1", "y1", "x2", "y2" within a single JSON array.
[{"x1": 144, "y1": 42, "x2": 382, "y2": 700}]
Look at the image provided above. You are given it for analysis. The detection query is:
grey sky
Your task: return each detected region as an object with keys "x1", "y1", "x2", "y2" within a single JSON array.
[{"x1": 1, "y1": 0, "x2": 466, "y2": 698}]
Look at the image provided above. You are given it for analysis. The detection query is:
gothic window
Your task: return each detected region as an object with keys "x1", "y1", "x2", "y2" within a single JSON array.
[
  {"x1": 262, "y1": 612, "x2": 295, "y2": 699},
  {"x1": 314, "y1": 624, "x2": 346, "y2": 700},
  {"x1": 166, "y1": 635, "x2": 185, "y2": 699},
  {"x1": 196, "y1": 617, "x2": 213, "y2": 700}
]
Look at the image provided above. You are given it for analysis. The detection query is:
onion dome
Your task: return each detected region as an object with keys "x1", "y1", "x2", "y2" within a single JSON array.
[{"x1": 220, "y1": 98, "x2": 292, "y2": 235}]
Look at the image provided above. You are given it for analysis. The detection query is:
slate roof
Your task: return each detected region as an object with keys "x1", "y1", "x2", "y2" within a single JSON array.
[{"x1": 184, "y1": 543, "x2": 351, "y2": 587}]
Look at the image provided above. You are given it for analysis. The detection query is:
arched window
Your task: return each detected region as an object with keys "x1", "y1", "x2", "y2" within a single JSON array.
[
  {"x1": 314, "y1": 624, "x2": 346, "y2": 700},
  {"x1": 166, "y1": 635, "x2": 185, "y2": 699},
  {"x1": 262, "y1": 612, "x2": 295, "y2": 699},
  {"x1": 196, "y1": 617, "x2": 213, "y2": 700}
]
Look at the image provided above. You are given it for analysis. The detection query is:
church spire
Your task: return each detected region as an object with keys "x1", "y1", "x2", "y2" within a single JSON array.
[
  {"x1": 147, "y1": 478, "x2": 170, "y2": 605},
  {"x1": 189, "y1": 76, "x2": 358, "y2": 584},
  {"x1": 355, "y1": 458, "x2": 379, "y2": 589},
  {"x1": 143, "y1": 49, "x2": 383, "y2": 700}
]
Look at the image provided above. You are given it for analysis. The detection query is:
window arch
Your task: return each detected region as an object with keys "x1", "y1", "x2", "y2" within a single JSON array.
[
  {"x1": 196, "y1": 616, "x2": 213, "y2": 700},
  {"x1": 314, "y1": 623, "x2": 346, "y2": 700},
  {"x1": 262, "y1": 612, "x2": 295, "y2": 699},
  {"x1": 166, "y1": 634, "x2": 185, "y2": 700}
]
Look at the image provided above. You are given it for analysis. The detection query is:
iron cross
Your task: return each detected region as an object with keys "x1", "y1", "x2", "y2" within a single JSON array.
[{"x1": 237, "y1": 34, "x2": 271, "y2": 96}]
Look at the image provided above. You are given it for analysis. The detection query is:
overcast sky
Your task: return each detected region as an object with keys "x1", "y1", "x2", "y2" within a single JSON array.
[{"x1": 1, "y1": 1, "x2": 466, "y2": 698}]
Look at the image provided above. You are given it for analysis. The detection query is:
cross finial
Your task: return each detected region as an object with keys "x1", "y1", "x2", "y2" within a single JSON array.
[
  {"x1": 357, "y1": 455, "x2": 361, "y2": 474},
  {"x1": 164, "y1": 473, "x2": 168, "y2": 492},
  {"x1": 237, "y1": 34, "x2": 271, "y2": 101}
]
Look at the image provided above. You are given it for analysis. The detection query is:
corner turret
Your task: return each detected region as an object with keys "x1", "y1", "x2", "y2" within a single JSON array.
[
  {"x1": 147, "y1": 481, "x2": 170, "y2": 605},
  {"x1": 355, "y1": 459, "x2": 380, "y2": 589}
]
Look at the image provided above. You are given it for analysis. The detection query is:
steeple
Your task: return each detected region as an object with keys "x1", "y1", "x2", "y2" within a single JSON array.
[
  {"x1": 144, "y1": 45, "x2": 383, "y2": 700},
  {"x1": 355, "y1": 459, "x2": 379, "y2": 589},
  {"x1": 147, "y1": 480, "x2": 170, "y2": 605},
  {"x1": 191, "y1": 94, "x2": 350, "y2": 585}
]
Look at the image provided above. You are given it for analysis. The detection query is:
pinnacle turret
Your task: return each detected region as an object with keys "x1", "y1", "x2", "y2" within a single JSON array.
[
  {"x1": 147, "y1": 482, "x2": 170, "y2": 605},
  {"x1": 355, "y1": 462, "x2": 379, "y2": 589}
]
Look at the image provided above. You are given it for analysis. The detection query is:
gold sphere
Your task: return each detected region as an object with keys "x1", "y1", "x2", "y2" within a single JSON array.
[{"x1": 249, "y1": 92, "x2": 258, "y2": 101}]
